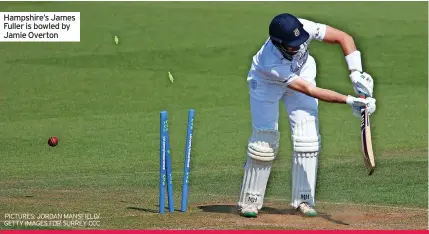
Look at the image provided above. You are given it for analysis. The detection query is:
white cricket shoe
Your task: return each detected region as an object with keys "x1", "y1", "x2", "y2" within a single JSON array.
[
  {"x1": 297, "y1": 202, "x2": 318, "y2": 217},
  {"x1": 239, "y1": 204, "x2": 258, "y2": 218}
]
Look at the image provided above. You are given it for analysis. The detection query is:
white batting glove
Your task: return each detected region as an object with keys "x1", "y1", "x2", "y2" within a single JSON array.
[
  {"x1": 346, "y1": 95, "x2": 376, "y2": 117},
  {"x1": 350, "y1": 71, "x2": 374, "y2": 97}
]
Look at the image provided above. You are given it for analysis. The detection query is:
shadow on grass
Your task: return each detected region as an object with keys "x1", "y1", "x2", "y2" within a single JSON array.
[
  {"x1": 127, "y1": 206, "x2": 181, "y2": 213},
  {"x1": 197, "y1": 204, "x2": 296, "y2": 215},
  {"x1": 318, "y1": 213, "x2": 349, "y2": 226},
  {"x1": 198, "y1": 204, "x2": 349, "y2": 226}
]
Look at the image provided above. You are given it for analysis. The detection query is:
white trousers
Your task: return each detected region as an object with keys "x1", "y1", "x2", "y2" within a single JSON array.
[{"x1": 246, "y1": 55, "x2": 320, "y2": 208}]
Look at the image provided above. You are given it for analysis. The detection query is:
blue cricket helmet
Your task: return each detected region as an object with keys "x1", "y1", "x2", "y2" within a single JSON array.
[{"x1": 269, "y1": 13, "x2": 309, "y2": 47}]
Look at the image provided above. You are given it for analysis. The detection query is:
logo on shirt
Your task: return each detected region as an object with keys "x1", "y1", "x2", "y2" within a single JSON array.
[{"x1": 294, "y1": 28, "x2": 300, "y2": 37}]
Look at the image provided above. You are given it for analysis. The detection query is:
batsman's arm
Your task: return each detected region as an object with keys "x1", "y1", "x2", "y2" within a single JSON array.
[
  {"x1": 322, "y1": 26, "x2": 362, "y2": 73},
  {"x1": 288, "y1": 78, "x2": 347, "y2": 104},
  {"x1": 288, "y1": 78, "x2": 375, "y2": 115}
]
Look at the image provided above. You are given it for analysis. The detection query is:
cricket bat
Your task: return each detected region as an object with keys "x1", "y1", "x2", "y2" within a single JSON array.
[{"x1": 360, "y1": 94, "x2": 375, "y2": 175}]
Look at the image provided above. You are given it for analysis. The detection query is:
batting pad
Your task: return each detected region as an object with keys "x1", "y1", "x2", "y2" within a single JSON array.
[
  {"x1": 238, "y1": 157, "x2": 273, "y2": 210},
  {"x1": 291, "y1": 151, "x2": 318, "y2": 208},
  {"x1": 247, "y1": 129, "x2": 280, "y2": 161},
  {"x1": 290, "y1": 117, "x2": 321, "y2": 208}
]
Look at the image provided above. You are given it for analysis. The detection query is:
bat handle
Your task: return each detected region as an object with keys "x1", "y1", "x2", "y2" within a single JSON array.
[
  {"x1": 359, "y1": 92, "x2": 367, "y2": 111},
  {"x1": 359, "y1": 92, "x2": 367, "y2": 99}
]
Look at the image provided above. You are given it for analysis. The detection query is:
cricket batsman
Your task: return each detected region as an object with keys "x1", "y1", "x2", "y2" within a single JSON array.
[{"x1": 238, "y1": 13, "x2": 377, "y2": 217}]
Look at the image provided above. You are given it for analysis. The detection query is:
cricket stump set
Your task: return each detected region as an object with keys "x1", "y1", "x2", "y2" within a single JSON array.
[{"x1": 159, "y1": 109, "x2": 194, "y2": 214}]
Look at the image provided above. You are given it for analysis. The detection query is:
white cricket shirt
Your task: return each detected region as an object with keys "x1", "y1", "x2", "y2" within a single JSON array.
[{"x1": 249, "y1": 18, "x2": 327, "y2": 85}]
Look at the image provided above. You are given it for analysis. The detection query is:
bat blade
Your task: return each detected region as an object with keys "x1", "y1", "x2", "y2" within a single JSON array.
[{"x1": 360, "y1": 94, "x2": 375, "y2": 175}]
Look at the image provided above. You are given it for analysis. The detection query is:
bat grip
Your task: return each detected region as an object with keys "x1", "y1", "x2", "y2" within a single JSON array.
[{"x1": 359, "y1": 93, "x2": 367, "y2": 110}]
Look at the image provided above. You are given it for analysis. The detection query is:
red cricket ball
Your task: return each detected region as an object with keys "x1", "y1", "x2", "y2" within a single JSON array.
[{"x1": 48, "y1": 137, "x2": 58, "y2": 147}]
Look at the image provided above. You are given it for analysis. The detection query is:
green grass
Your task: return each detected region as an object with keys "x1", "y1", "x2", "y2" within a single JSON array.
[{"x1": 0, "y1": 1, "x2": 427, "y2": 230}]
